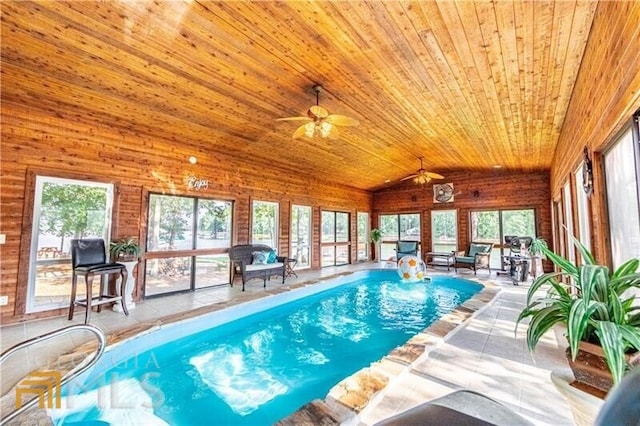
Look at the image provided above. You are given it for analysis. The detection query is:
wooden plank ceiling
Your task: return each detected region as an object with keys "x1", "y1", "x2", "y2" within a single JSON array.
[{"x1": 1, "y1": 1, "x2": 597, "y2": 191}]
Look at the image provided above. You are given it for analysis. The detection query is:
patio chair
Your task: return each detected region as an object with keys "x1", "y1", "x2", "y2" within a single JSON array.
[
  {"x1": 395, "y1": 240, "x2": 419, "y2": 260},
  {"x1": 454, "y1": 242, "x2": 493, "y2": 275}
]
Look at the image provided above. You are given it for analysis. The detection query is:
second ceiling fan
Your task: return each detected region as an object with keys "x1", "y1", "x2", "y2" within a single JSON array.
[
  {"x1": 401, "y1": 157, "x2": 444, "y2": 185},
  {"x1": 276, "y1": 85, "x2": 359, "y2": 139}
]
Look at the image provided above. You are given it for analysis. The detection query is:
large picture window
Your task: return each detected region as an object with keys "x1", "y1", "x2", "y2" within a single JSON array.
[
  {"x1": 604, "y1": 124, "x2": 640, "y2": 269},
  {"x1": 146, "y1": 194, "x2": 232, "y2": 297},
  {"x1": 379, "y1": 213, "x2": 420, "y2": 260},
  {"x1": 27, "y1": 176, "x2": 114, "y2": 312},
  {"x1": 321, "y1": 211, "x2": 350, "y2": 267}
]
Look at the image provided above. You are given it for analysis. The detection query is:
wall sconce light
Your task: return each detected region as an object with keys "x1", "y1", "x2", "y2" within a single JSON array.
[
  {"x1": 473, "y1": 190, "x2": 480, "y2": 198},
  {"x1": 411, "y1": 195, "x2": 418, "y2": 202}
]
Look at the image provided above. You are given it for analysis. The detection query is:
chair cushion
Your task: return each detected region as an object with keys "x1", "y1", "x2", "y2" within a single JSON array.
[
  {"x1": 397, "y1": 242, "x2": 417, "y2": 253},
  {"x1": 75, "y1": 263, "x2": 125, "y2": 274},
  {"x1": 455, "y1": 256, "x2": 475, "y2": 264},
  {"x1": 469, "y1": 243, "x2": 491, "y2": 257},
  {"x1": 267, "y1": 250, "x2": 278, "y2": 264},
  {"x1": 252, "y1": 251, "x2": 269, "y2": 265},
  {"x1": 246, "y1": 262, "x2": 284, "y2": 272}
]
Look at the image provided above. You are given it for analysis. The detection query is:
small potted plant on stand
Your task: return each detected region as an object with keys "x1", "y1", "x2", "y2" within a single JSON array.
[
  {"x1": 370, "y1": 228, "x2": 382, "y2": 262},
  {"x1": 109, "y1": 237, "x2": 141, "y2": 311}
]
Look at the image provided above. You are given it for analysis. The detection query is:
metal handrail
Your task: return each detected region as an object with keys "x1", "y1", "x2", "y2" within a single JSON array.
[{"x1": 0, "y1": 324, "x2": 106, "y2": 425}]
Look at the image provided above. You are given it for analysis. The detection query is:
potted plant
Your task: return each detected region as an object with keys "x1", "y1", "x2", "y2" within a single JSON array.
[
  {"x1": 516, "y1": 234, "x2": 640, "y2": 394},
  {"x1": 370, "y1": 228, "x2": 382, "y2": 261},
  {"x1": 528, "y1": 237, "x2": 547, "y2": 277},
  {"x1": 109, "y1": 237, "x2": 141, "y2": 262}
]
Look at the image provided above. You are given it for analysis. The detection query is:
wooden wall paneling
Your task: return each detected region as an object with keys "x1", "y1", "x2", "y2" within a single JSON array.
[
  {"x1": 0, "y1": 108, "x2": 372, "y2": 324},
  {"x1": 550, "y1": 1, "x2": 640, "y2": 263},
  {"x1": 373, "y1": 170, "x2": 552, "y2": 259}
]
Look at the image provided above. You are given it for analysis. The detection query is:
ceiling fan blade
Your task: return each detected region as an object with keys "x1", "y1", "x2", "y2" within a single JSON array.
[
  {"x1": 325, "y1": 114, "x2": 360, "y2": 127},
  {"x1": 276, "y1": 116, "x2": 311, "y2": 122},
  {"x1": 308, "y1": 105, "x2": 329, "y2": 119},
  {"x1": 400, "y1": 174, "x2": 418, "y2": 181},
  {"x1": 424, "y1": 172, "x2": 445, "y2": 179},
  {"x1": 292, "y1": 124, "x2": 308, "y2": 139}
]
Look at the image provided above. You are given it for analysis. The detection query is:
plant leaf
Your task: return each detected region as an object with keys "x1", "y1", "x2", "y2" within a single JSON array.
[{"x1": 595, "y1": 321, "x2": 626, "y2": 384}]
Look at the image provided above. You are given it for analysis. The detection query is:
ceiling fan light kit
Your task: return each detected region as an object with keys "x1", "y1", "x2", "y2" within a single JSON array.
[
  {"x1": 401, "y1": 157, "x2": 444, "y2": 185},
  {"x1": 277, "y1": 85, "x2": 358, "y2": 140}
]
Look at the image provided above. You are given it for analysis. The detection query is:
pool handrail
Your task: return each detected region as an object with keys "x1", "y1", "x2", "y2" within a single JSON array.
[{"x1": 0, "y1": 324, "x2": 107, "y2": 425}]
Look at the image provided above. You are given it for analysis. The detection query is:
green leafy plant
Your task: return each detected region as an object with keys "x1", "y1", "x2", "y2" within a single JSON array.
[
  {"x1": 516, "y1": 234, "x2": 640, "y2": 385},
  {"x1": 370, "y1": 228, "x2": 382, "y2": 244},
  {"x1": 528, "y1": 237, "x2": 548, "y2": 257},
  {"x1": 109, "y1": 237, "x2": 141, "y2": 260}
]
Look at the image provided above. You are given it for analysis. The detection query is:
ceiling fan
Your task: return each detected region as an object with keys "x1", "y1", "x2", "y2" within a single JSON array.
[
  {"x1": 400, "y1": 157, "x2": 444, "y2": 185},
  {"x1": 276, "y1": 85, "x2": 359, "y2": 139}
]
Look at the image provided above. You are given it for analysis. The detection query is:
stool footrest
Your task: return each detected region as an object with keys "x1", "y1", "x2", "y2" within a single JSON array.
[{"x1": 75, "y1": 295, "x2": 122, "y2": 308}]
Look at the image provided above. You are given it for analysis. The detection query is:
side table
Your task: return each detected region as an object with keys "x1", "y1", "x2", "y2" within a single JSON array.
[
  {"x1": 285, "y1": 258, "x2": 298, "y2": 278},
  {"x1": 425, "y1": 252, "x2": 455, "y2": 271}
]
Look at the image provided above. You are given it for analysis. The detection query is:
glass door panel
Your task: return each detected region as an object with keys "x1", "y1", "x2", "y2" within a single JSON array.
[
  {"x1": 197, "y1": 200, "x2": 232, "y2": 250},
  {"x1": 195, "y1": 255, "x2": 230, "y2": 289},
  {"x1": 321, "y1": 246, "x2": 335, "y2": 267},
  {"x1": 291, "y1": 205, "x2": 312, "y2": 269},
  {"x1": 145, "y1": 257, "x2": 192, "y2": 296},
  {"x1": 27, "y1": 177, "x2": 113, "y2": 313}
]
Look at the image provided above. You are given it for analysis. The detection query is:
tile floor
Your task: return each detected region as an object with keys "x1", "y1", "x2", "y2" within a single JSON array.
[{"x1": 1, "y1": 263, "x2": 575, "y2": 425}]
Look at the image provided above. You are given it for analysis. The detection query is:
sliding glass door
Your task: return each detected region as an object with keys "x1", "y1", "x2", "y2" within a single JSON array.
[{"x1": 146, "y1": 194, "x2": 233, "y2": 297}]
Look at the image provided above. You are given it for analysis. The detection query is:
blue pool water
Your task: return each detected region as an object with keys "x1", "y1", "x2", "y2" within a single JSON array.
[{"x1": 54, "y1": 271, "x2": 481, "y2": 425}]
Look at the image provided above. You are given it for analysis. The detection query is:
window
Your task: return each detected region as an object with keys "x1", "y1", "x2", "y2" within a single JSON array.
[
  {"x1": 379, "y1": 213, "x2": 420, "y2": 260},
  {"x1": 604, "y1": 124, "x2": 640, "y2": 269},
  {"x1": 431, "y1": 210, "x2": 457, "y2": 253},
  {"x1": 563, "y1": 182, "x2": 575, "y2": 264},
  {"x1": 471, "y1": 209, "x2": 536, "y2": 269},
  {"x1": 321, "y1": 211, "x2": 350, "y2": 267},
  {"x1": 251, "y1": 200, "x2": 279, "y2": 249},
  {"x1": 291, "y1": 205, "x2": 312, "y2": 269},
  {"x1": 146, "y1": 194, "x2": 233, "y2": 296},
  {"x1": 357, "y1": 212, "x2": 370, "y2": 261},
  {"x1": 574, "y1": 165, "x2": 592, "y2": 254},
  {"x1": 27, "y1": 176, "x2": 114, "y2": 312}
]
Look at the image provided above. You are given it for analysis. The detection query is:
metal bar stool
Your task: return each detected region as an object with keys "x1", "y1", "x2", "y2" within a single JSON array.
[{"x1": 68, "y1": 238, "x2": 129, "y2": 324}]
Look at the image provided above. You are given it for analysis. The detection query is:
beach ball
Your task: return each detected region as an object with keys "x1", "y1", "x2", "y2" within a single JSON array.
[{"x1": 397, "y1": 255, "x2": 426, "y2": 281}]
